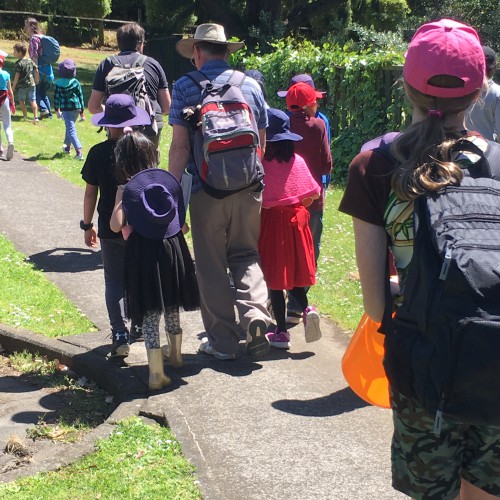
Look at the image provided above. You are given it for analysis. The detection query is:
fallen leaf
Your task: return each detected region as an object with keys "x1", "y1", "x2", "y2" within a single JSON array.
[{"x1": 134, "y1": 450, "x2": 145, "y2": 459}]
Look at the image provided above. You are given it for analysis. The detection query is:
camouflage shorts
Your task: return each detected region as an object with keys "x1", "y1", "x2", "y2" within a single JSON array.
[{"x1": 391, "y1": 391, "x2": 500, "y2": 500}]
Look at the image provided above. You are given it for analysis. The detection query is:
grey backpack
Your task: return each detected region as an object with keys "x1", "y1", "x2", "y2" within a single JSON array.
[{"x1": 187, "y1": 70, "x2": 263, "y2": 198}]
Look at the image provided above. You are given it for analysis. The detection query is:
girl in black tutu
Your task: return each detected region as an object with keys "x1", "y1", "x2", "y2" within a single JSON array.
[{"x1": 110, "y1": 132, "x2": 199, "y2": 390}]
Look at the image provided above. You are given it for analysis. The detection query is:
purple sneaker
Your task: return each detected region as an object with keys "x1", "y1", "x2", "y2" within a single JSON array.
[
  {"x1": 265, "y1": 328, "x2": 290, "y2": 349},
  {"x1": 303, "y1": 306, "x2": 322, "y2": 343}
]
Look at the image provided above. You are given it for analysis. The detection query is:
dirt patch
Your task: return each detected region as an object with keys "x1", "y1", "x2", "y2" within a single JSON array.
[{"x1": 0, "y1": 351, "x2": 117, "y2": 476}]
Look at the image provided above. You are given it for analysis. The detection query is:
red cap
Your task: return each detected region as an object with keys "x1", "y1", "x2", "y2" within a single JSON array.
[
  {"x1": 285, "y1": 82, "x2": 324, "y2": 112},
  {"x1": 403, "y1": 18, "x2": 485, "y2": 98},
  {"x1": 0, "y1": 55, "x2": 5, "y2": 67}
]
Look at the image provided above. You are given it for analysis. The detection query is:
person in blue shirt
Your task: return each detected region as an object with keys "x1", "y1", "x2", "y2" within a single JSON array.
[{"x1": 168, "y1": 23, "x2": 271, "y2": 361}]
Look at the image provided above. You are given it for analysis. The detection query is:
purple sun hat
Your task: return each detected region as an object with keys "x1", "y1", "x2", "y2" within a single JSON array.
[
  {"x1": 122, "y1": 169, "x2": 186, "y2": 240},
  {"x1": 91, "y1": 94, "x2": 151, "y2": 128}
]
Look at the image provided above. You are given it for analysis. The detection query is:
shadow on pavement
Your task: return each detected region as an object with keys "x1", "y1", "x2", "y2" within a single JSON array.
[
  {"x1": 29, "y1": 247, "x2": 102, "y2": 273},
  {"x1": 272, "y1": 386, "x2": 370, "y2": 417}
]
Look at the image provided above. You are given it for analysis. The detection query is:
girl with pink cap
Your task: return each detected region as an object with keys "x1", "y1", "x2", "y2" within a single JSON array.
[{"x1": 340, "y1": 19, "x2": 500, "y2": 500}]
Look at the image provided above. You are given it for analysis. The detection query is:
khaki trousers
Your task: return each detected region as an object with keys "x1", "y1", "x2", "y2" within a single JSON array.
[{"x1": 190, "y1": 186, "x2": 271, "y2": 355}]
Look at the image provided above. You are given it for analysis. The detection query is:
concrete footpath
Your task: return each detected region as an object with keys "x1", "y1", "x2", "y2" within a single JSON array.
[{"x1": 0, "y1": 152, "x2": 407, "y2": 499}]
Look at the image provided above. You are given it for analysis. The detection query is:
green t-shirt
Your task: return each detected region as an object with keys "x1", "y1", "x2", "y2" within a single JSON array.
[{"x1": 14, "y1": 57, "x2": 35, "y2": 88}]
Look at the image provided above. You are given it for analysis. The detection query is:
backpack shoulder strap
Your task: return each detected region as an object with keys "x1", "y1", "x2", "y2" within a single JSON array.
[
  {"x1": 133, "y1": 54, "x2": 148, "y2": 68},
  {"x1": 107, "y1": 55, "x2": 122, "y2": 68},
  {"x1": 186, "y1": 71, "x2": 210, "y2": 90},
  {"x1": 485, "y1": 140, "x2": 500, "y2": 180},
  {"x1": 226, "y1": 70, "x2": 246, "y2": 88}
]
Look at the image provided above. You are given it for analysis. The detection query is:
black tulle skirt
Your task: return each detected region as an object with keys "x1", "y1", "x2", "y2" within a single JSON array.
[{"x1": 124, "y1": 231, "x2": 200, "y2": 319}]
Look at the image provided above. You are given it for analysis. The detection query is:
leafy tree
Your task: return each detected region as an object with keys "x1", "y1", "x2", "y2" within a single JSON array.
[{"x1": 406, "y1": 0, "x2": 500, "y2": 50}]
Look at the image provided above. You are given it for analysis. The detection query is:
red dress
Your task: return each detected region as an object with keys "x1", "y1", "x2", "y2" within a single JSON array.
[{"x1": 258, "y1": 154, "x2": 320, "y2": 290}]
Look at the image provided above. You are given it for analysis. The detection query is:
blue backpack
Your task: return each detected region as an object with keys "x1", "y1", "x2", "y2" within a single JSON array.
[{"x1": 37, "y1": 35, "x2": 60, "y2": 65}]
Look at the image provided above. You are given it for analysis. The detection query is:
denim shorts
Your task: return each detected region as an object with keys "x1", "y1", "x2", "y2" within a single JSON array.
[
  {"x1": 391, "y1": 391, "x2": 500, "y2": 499},
  {"x1": 16, "y1": 86, "x2": 36, "y2": 103}
]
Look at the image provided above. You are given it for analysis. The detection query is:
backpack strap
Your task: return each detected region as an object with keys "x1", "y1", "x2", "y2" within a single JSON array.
[
  {"x1": 107, "y1": 55, "x2": 122, "y2": 68},
  {"x1": 186, "y1": 71, "x2": 211, "y2": 90},
  {"x1": 448, "y1": 138, "x2": 500, "y2": 179},
  {"x1": 132, "y1": 54, "x2": 148, "y2": 68},
  {"x1": 485, "y1": 140, "x2": 500, "y2": 180},
  {"x1": 226, "y1": 70, "x2": 246, "y2": 88}
]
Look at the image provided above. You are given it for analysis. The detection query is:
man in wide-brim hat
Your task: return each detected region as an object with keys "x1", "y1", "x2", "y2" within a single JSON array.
[{"x1": 168, "y1": 23, "x2": 272, "y2": 361}]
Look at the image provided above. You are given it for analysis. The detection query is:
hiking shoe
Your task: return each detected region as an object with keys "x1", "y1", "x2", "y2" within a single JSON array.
[
  {"x1": 6, "y1": 143, "x2": 14, "y2": 161},
  {"x1": 110, "y1": 330, "x2": 130, "y2": 357},
  {"x1": 198, "y1": 337, "x2": 236, "y2": 360},
  {"x1": 75, "y1": 153, "x2": 84, "y2": 161},
  {"x1": 286, "y1": 310, "x2": 303, "y2": 325},
  {"x1": 266, "y1": 328, "x2": 290, "y2": 349},
  {"x1": 40, "y1": 110, "x2": 51, "y2": 119},
  {"x1": 129, "y1": 324, "x2": 144, "y2": 343},
  {"x1": 303, "y1": 306, "x2": 322, "y2": 343},
  {"x1": 32, "y1": 117, "x2": 39, "y2": 124},
  {"x1": 246, "y1": 318, "x2": 270, "y2": 356},
  {"x1": 62, "y1": 145, "x2": 70, "y2": 154}
]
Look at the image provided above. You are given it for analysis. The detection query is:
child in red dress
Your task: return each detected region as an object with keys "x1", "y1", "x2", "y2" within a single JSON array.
[{"x1": 259, "y1": 108, "x2": 322, "y2": 348}]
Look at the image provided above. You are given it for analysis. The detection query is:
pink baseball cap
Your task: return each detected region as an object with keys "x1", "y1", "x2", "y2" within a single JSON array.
[{"x1": 403, "y1": 18, "x2": 485, "y2": 98}]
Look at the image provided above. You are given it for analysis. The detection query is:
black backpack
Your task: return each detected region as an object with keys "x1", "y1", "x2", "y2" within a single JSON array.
[
  {"x1": 381, "y1": 139, "x2": 500, "y2": 431},
  {"x1": 105, "y1": 54, "x2": 156, "y2": 132}
]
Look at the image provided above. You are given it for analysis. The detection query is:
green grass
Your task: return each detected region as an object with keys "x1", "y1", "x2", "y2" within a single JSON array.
[
  {"x1": 0, "y1": 416, "x2": 202, "y2": 500},
  {"x1": 2, "y1": 42, "x2": 172, "y2": 187},
  {"x1": 309, "y1": 188, "x2": 363, "y2": 332},
  {"x1": 0, "y1": 233, "x2": 95, "y2": 336}
]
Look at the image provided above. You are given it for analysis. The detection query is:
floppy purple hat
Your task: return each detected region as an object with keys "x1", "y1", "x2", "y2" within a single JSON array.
[
  {"x1": 91, "y1": 94, "x2": 151, "y2": 128},
  {"x1": 122, "y1": 169, "x2": 186, "y2": 240}
]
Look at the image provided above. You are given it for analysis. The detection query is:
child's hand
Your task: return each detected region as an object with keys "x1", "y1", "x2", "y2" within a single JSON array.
[
  {"x1": 79, "y1": 111, "x2": 86, "y2": 122},
  {"x1": 56, "y1": 110, "x2": 63, "y2": 119},
  {"x1": 302, "y1": 197, "x2": 313, "y2": 208},
  {"x1": 182, "y1": 223, "x2": 190, "y2": 235}
]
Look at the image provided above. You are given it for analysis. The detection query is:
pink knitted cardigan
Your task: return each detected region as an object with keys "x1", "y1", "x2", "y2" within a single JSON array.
[{"x1": 262, "y1": 153, "x2": 321, "y2": 208}]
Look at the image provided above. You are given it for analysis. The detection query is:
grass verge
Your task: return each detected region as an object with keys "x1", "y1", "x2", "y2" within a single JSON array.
[
  {"x1": 0, "y1": 233, "x2": 95, "y2": 336},
  {"x1": 0, "y1": 416, "x2": 202, "y2": 499}
]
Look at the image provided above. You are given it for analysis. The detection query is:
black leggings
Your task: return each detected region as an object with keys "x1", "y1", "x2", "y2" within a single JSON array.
[{"x1": 270, "y1": 288, "x2": 308, "y2": 332}]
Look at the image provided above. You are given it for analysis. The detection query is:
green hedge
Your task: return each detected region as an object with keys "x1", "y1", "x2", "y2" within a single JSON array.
[{"x1": 232, "y1": 38, "x2": 407, "y2": 184}]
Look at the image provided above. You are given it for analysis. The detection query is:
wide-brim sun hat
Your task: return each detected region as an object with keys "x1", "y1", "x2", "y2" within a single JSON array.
[
  {"x1": 176, "y1": 23, "x2": 244, "y2": 59},
  {"x1": 403, "y1": 18, "x2": 485, "y2": 98},
  {"x1": 266, "y1": 108, "x2": 303, "y2": 142},
  {"x1": 91, "y1": 94, "x2": 151, "y2": 128},
  {"x1": 123, "y1": 169, "x2": 186, "y2": 240}
]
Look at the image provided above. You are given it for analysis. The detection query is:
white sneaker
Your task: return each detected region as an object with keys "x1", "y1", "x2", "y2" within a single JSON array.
[
  {"x1": 198, "y1": 338, "x2": 236, "y2": 360},
  {"x1": 304, "y1": 306, "x2": 322, "y2": 343},
  {"x1": 6, "y1": 143, "x2": 14, "y2": 161}
]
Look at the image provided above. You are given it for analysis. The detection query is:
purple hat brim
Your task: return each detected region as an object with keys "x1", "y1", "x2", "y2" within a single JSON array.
[
  {"x1": 277, "y1": 90, "x2": 288, "y2": 98},
  {"x1": 122, "y1": 169, "x2": 186, "y2": 240},
  {"x1": 91, "y1": 106, "x2": 151, "y2": 128}
]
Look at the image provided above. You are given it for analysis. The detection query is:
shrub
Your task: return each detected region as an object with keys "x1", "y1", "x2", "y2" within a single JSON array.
[{"x1": 233, "y1": 37, "x2": 406, "y2": 184}]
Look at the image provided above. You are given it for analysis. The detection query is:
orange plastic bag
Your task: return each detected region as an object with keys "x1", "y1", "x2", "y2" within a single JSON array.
[{"x1": 341, "y1": 313, "x2": 391, "y2": 408}]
